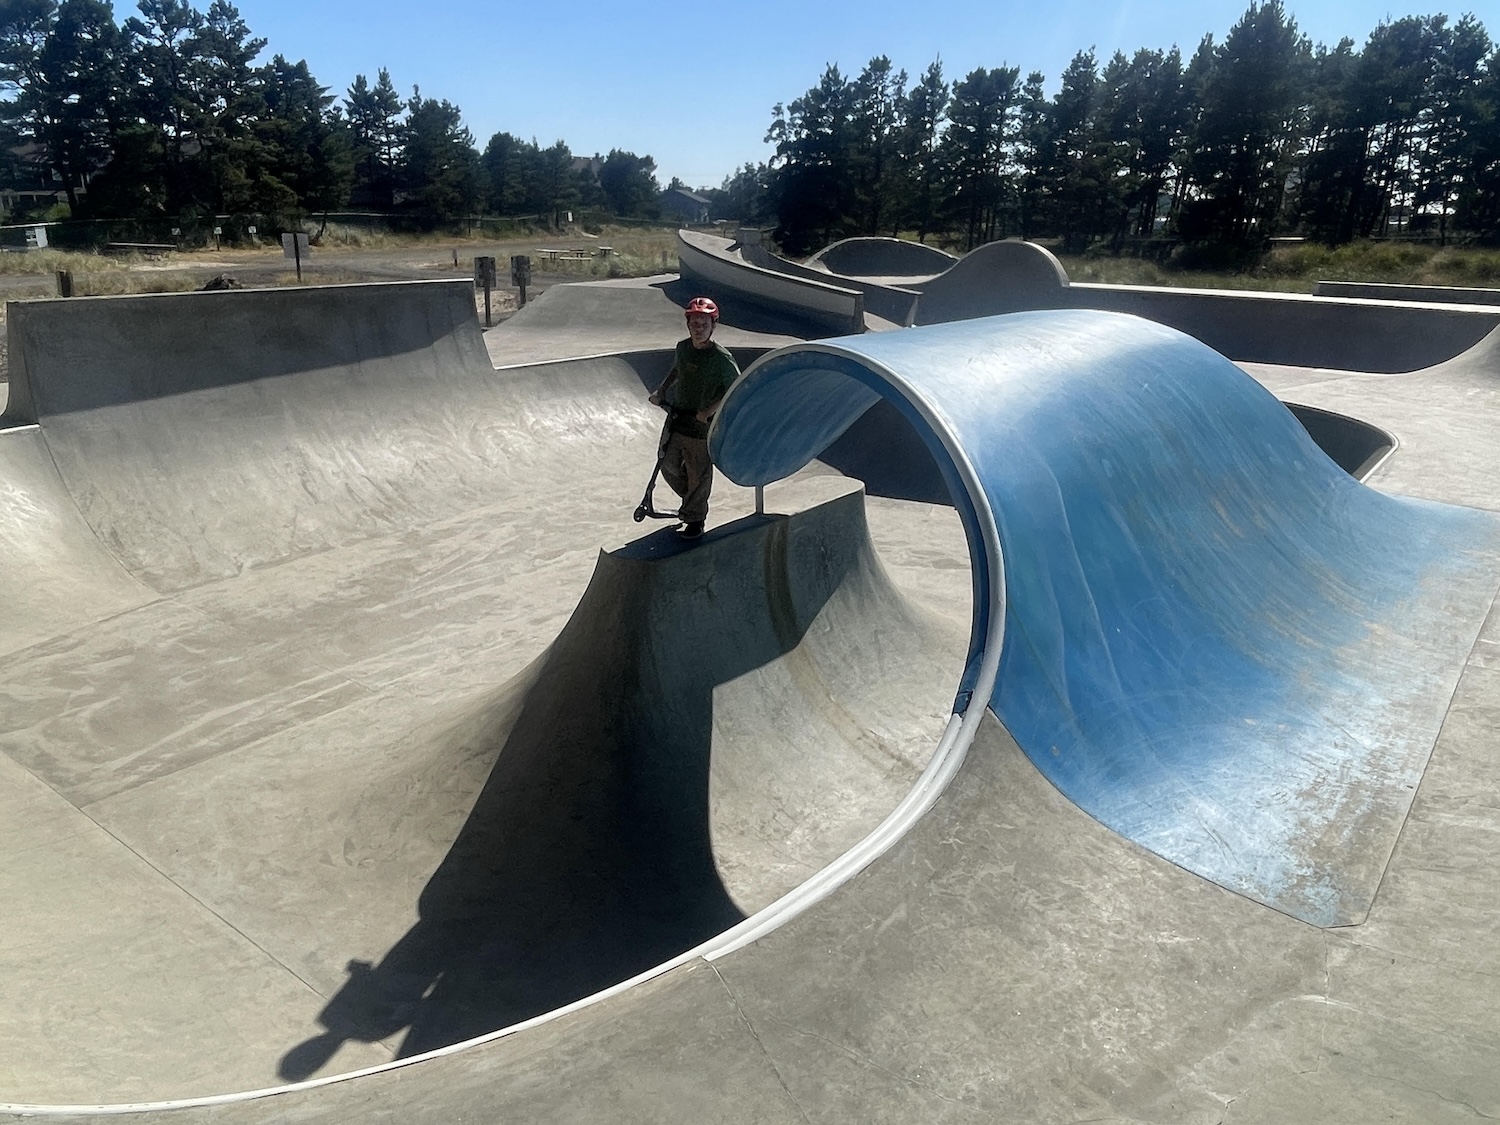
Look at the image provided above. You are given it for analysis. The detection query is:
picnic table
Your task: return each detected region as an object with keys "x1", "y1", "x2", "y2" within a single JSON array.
[{"x1": 533, "y1": 247, "x2": 597, "y2": 263}]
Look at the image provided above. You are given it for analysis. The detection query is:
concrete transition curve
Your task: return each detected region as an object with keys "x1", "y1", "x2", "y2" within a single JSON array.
[
  {"x1": 5, "y1": 275, "x2": 1500, "y2": 1122},
  {"x1": 804, "y1": 235, "x2": 958, "y2": 277},
  {"x1": 711, "y1": 309, "x2": 1500, "y2": 926},
  {"x1": 0, "y1": 279, "x2": 971, "y2": 1111}
]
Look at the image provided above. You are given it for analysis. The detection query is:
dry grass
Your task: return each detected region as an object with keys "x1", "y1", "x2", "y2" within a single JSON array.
[
  {"x1": 1058, "y1": 240, "x2": 1500, "y2": 292},
  {"x1": 538, "y1": 227, "x2": 681, "y2": 279},
  {"x1": 0, "y1": 247, "x2": 147, "y2": 278}
]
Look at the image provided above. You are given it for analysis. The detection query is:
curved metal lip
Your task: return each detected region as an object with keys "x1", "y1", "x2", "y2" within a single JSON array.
[{"x1": 2, "y1": 344, "x2": 1009, "y2": 1118}]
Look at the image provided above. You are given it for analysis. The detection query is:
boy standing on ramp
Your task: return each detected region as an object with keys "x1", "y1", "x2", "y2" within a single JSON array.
[{"x1": 648, "y1": 297, "x2": 741, "y2": 538}]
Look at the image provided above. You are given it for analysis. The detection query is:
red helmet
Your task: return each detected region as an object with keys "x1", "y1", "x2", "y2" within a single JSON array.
[{"x1": 684, "y1": 296, "x2": 719, "y2": 321}]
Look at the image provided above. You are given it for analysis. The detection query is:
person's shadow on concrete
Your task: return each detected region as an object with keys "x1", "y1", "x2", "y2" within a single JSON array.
[{"x1": 280, "y1": 512, "x2": 850, "y2": 1077}]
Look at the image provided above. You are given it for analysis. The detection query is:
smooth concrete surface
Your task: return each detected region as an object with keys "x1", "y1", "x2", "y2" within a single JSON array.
[
  {"x1": 5, "y1": 269, "x2": 1500, "y2": 1122},
  {"x1": 911, "y1": 242, "x2": 1500, "y2": 369},
  {"x1": 677, "y1": 229, "x2": 867, "y2": 335},
  {"x1": 708, "y1": 311, "x2": 1500, "y2": 927},
  {"x1": 805, "y1": 235, "x2": 958, "y2": 278},
  {"x1": 0, "y1": 281, "x2": 968, "y2": 1105},
  {"x1": 485, "y1": 274, "x2": 804, "y2": 367},
  {"x1": 1243, "y1": 323, "x2": 1500, "y2": 513},
  {"x1": 740, "y1": 241, "x2": 921, "y2": 325},
  {"x1": 0, "y1": 425, "x2": 155, "y2": 656},
  {"x1": 912, "y1": 238, "x2": 1073, "y2": 322},
  {"x1": 1066, "y1": 281, "x2": 1500, "y2": 372},
  {"x1": 21, "y1": 680, "x2": 1500, "y2": 1123}
]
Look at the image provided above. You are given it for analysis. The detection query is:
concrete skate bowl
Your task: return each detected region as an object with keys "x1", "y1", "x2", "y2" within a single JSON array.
[
  {"x1": 5, "y1": 286, "x2": 1500, "y2": 1123},
  {"x1": 0, "y1": 280, "x2": 971, "y2": 1108},
  {"x1": 804, "y1": 236, "x2": 958, "y2": 279}
]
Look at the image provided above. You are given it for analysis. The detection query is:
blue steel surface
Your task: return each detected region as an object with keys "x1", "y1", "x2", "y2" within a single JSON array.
[{"x1": 710, "y1": 310, "x2": 1500, "y2": 926}]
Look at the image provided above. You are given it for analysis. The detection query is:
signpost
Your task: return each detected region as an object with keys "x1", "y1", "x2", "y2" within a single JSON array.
[
  {"x1": 281, "y1": 231, "x2": 310, "y2": 281},
  {"x1": 474, "y1": 255, "x2": 497, "y2": 327},
  {"x1": 510, "y1": 254, "x2": 531, "y2": 308}
]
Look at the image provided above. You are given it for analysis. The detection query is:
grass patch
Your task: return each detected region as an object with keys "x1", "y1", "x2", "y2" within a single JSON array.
[
  {"x1": 1056, "y1": 255, "x2": 1297, "y2": 291},
  {"x1": 1061, "y1": 240, "x2": 1500, "y2": 291},
  {"x1": 539, "y1": 229, "x2": 680, "y2": 279},
  {"x1": 0, "y1": 248, "x2": 148, "y2": 277}
]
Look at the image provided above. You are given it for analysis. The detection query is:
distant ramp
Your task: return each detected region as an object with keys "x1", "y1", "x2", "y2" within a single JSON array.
[
  {"x1": 711, "y1": 309, "x2": 1500, "y2": 926},
  {"x1": 805, "y1": 236, "x2": 957, "y2": 279}
]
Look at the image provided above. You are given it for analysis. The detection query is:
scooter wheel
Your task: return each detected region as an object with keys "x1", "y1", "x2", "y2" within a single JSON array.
[{"x1": 632, "y1": 506, "x2": 647, "y2": 523}]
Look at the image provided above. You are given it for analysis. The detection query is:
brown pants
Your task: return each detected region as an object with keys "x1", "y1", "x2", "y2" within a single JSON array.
[{"x1": 659, "y1": 428, "x2": 714, "y2": 523}]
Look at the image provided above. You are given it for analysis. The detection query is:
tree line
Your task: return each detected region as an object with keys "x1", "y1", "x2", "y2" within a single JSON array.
[
  {"x1": 0, "y1": 0, "x2": 664, "y2": 233},
  {"x1": 739, "y1": 2, "x2": 1500, "y2": 261}
]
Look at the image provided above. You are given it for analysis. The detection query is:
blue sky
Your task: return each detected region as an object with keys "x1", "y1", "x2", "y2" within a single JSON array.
[{"x1": 226, "y1": 0, "x2": 1492, "y2": 190}]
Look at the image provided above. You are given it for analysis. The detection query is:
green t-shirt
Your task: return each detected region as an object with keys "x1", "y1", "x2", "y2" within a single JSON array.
[{"x1": 666, "y1": 339, "x2": 741, "y2": 438}]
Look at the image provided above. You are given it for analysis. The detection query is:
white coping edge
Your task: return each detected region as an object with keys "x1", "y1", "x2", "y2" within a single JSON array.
[
  {"x1": 1281, "y1": 400, "x2": 1402, "y2": 484},
  {"x1": 1362, "y1": 436, "x2": 1401, "y2": 481},
  {"x1": 1, "y1": 350, "x2": 1008, "y2": 1118}
]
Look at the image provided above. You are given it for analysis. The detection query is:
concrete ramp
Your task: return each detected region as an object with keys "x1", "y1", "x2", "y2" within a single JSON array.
[
  {"x1": 278, "y1": 480, "x2": 961, "y2": 1069},
  {"x1": 911, "y1": 239, "x2": 1071, "y2": 322},
  {"x1": 0, "y1": 281, "x2": 967, "y2": 1104},
  {"x1": 486, "y1": 276, "x2": 804, "y2": 367},
  {"x1": 798, "y1": 235, "x2": 1500, "y2": 370},
  {"x1": 712, "y1": 310, "x2": 1500, "y2": 926},
  {"x1": 676, "y1": 229, "x2": 867, "y2": 335},
  {"x1": 1431, "y1": 320, "x2": 1500, "y2": 376},
  {"x1": 7, "y1": 281, "x2": 502, "y2": 589},
  {"x1": 5, "y1": 277, "x2": 1500, "y2": 1124},
  {"x1": 805, "y1": 236, "x2": 957, "y2": 279},
  {"x1": 0, "y1": 426, "x2": 154, "y2": 656}
]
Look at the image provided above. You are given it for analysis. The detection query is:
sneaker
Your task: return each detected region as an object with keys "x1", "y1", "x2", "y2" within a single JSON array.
[{"x1": 677, "y1": 520, "x2": 705, "y2": 539}]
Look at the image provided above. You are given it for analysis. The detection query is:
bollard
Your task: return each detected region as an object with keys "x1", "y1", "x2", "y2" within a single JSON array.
[
  {"x1": 510, "y1": 254, "x2": 531, "y2": 309},
  {"x1": 474, "y1": 256, "x2": 497, "y2": 327},
  {"x1": 56, "y1": 270, "x2": 74, "y2": 298}
]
